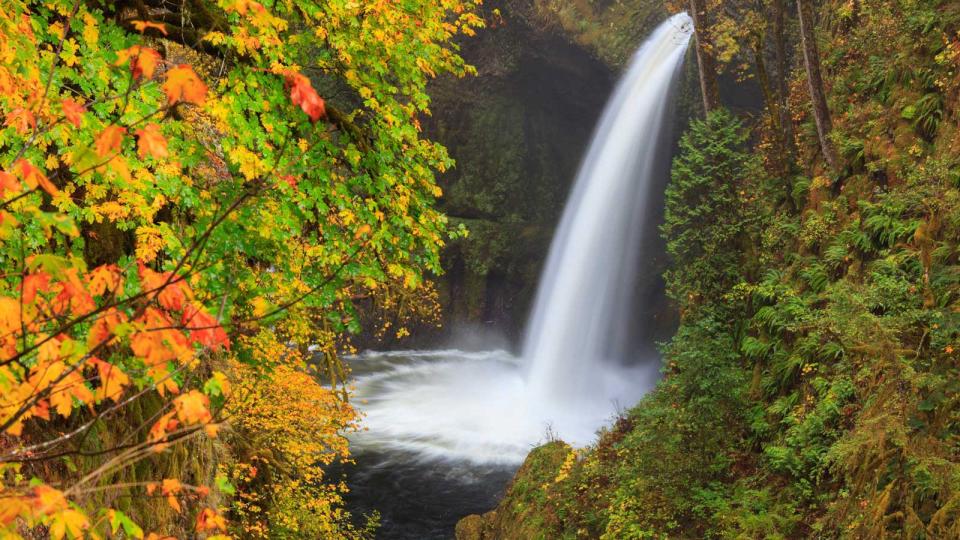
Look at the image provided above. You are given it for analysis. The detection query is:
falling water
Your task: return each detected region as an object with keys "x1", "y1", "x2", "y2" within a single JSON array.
[
  {"x1": 349, "y1": 14, "x2": 693, "y2": 465},
  {"x1": 523, "y1": 12, "x2": 693, "y2": 415}
]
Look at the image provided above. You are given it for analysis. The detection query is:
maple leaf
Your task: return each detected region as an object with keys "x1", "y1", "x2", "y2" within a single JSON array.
[
  {"x1": 0, "y1": 171, "x2": 20, "y2": 195},
  {"x1": 90, "y1": 358, "x2": 129, "y2": 403},
  {"x1": 4, "y1": 107, "x2": 36, "y2": 135},
  {"x1": 163, "y1": 66, "x2": 208, "y2": 106},
  {"x1": 15, "y1": 159, "x2": 58, "y2": 196},
  {"x1": 48, "y1": 509, "x2": 89, "y2": 540},
  {"x1": 22, "y1": 271, "x2": 51, "y2": 305},
  {"x1": 136, "y1": 124, "x2": 169, "y2": 159},
  {"x1": 173, "y1": 390, "x2": 212, "y2": 425},
  {"x1": 148, "y1": 411, "x2": 178, "y2": 446},
  {"x1": 196, "y1": 508, "x2": 227, "y2": 532},
  {"x1": 61, "y1": 98, "x2": 85, "y2": 127},
  {"x1": 227, "y1": 0, "x2": 266, "y2": 15},
  {"x1": 86, "y1": 308, "x2": 128, "y2": 349},
  {"x1": 285, "y1": 72, "x2": 326, "y2": 122},
  {"x1": 87, "y1": 264, "x2": 123, "y2": 296},
  {"x1": 138, "y1": 263, "x2": 191, "y2": 311},
  {"x1": 48, "y1": 367, "x2": 94, "y2": 417},
  {"x1": 182, "y1": 303, "x2": 229, "y2": 350},
  {"x1": 94, "y1": 125, "x2": 126, "y2": 157},
  {"x1": 32, "y1": 485, "x2": 68, "y2": 514},
  {"x1": 31, "y1": 400, "x2": 51, "y2": 421},
  {"x1": 115, "y1": 46, "x2": 161, "y2": 79},
  {"x1": 131, "y1": 20, "x2": 168, "y2": 35}
]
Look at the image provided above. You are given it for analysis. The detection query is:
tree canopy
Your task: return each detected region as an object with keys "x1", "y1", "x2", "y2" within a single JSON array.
[{"x1": 0, "y1": 0, "x2": 482, "y2": 537}]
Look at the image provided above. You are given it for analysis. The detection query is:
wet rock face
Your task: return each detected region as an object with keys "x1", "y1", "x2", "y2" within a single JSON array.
[{"x1": 425, "y1": 1, "x2": 615, "y2": 342}]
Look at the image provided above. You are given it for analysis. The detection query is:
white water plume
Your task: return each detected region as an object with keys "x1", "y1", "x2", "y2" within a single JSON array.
[{"x1": 350, "y1": 14, "x2": 693, "y2": 464}]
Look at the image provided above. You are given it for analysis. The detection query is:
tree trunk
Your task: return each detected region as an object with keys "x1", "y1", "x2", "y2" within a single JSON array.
[
  {"x1": 689, "y1": 0, "x2": 720, "y2": 114},
  {"x1": 797, "y1": 0, "x2": 839, "y2": 171},
  {"x1": 773, "y1": 0, "x2": 795, "y2": 157},
  {"x1": 752, "y1": 36, "x2": 789, "y2": 175}
]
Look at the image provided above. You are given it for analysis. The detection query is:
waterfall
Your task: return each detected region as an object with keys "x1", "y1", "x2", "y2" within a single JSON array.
[
  {"x1": 350, "y1": 15, "x2": 693, "y2": 464},
  {"x1": 523, "y1": 13, "x2": 692, "y2": 413}
]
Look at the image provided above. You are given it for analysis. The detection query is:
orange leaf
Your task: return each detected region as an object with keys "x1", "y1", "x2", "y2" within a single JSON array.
[
  {"x1": 138, "y1": 263, "x2": 191, "y2": 311},
  {"x1": 182, "y1": 303, "x2": 229, "y2": 350},
  {"x1": 163, "y1": 65, "x2": 207, "y2": 106},
  {"x1": 61, "y1": 98, "x2": 85, "y2": 127},
  {"x1": 195, "y1": 508, "x2": 227, "y2": 532},
  {"x1": 15, "y1": 159, "x2": 58, "y2": 196},
  {"x1": 160, "y1": 478, "x2": 182, "y2": 495},
  {"x1": 148, "y1": 411, "x2": 177, "y2": 446},
  {"x1": 86, "y1": 308, "x2": 128, "y2": 349},
  {"x1": 94, "y1": 125, "x2": 126, "y2": 158},
  {"x1": 32, "y1": 485, "x2": 67, "y2": 514},
  {"x1": 285, "y1": 72, "x2": 326, "y2": 122},
  {"x1": 90, "y1": 358, "x2": 129, "y2": 403},
  {"x1": 135, "y1": 124, "x2": 169, "y2": 158},
  {"x1": 131, "y1": 20, "x2": 168, "y2": 35},
  {"x1": 161, "y1": 479, "x2": 182, "y2": 512},
  {"x1": 87, "y1": 264, "x2": 123, "y2": 296},
  {"x1": 0, "y1": 171, "x2": 20, "y2": 195},
  {"x1": 4, "y1": 107, "x2": 36, "y2": 134},
  {"x1": 22, "y1": 271, "x2": 51, "y2": 305},
  {"x1": 173, "y1": 390, "x2": 211, "y2": 425},
  {"x1": 115, "y1": 46, "x2": 162, "y2": 80},
  {"x1": 228, "y1": 0, "x2": 266, "y2": 15}
]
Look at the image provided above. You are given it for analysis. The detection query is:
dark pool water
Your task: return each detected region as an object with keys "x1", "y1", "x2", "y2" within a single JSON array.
[{"x1": 339, "y1": 450, "x2": 517, "y2": 539}]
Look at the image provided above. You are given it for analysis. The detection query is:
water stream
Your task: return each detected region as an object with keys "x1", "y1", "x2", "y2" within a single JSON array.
[{"x1": 344, "y1": 14, "x2": 693, "y2": 538}]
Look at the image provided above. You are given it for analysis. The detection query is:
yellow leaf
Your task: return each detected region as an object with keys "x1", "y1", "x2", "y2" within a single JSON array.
[{"x1": 48, "y1": 509, "x2": 89, "y2": 540}]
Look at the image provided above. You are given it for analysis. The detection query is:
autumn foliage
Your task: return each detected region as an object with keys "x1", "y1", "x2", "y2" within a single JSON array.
[{"x1": 0, "y1": 0, "x2": 482, "y2": 538}]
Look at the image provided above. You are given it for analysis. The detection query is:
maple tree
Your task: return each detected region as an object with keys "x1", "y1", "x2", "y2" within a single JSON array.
[{"x1": 0, "y1": 0, "x2": 482, "y2": 537}]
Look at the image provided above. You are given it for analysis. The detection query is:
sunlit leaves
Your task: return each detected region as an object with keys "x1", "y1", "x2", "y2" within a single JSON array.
[
  {"x1": 61, "y1": 98, "x2": 85, "y2": 127},
  {"x1": 115, "y1": 46, "x2": 161, "y2": 80},
  {"x1": 135, "y1": 124, "x2": 169, "y2": 159},
  {"x1": 0, "y1": 0, "x2": 482, "y2": 535},
  {"x1": 15, "y1": 159, "x2": 57, "y2": 196},
  {"x1": 94, "y1": 125, "x2": 126, "y2": 157},
  {"x1": 162, "y1": 65, "x2": 208, "y2": 106}
]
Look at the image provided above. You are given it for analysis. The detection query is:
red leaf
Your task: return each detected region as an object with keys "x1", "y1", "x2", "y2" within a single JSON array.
[
  {"x1": 22, "y1": 272, "x2": 51, "y2": 305},
  {"x1": 94, "y1": 125, "x2": 126, "y2": 158},
  {"x1": 284, "y1": 72, "x2": 326, "y2": 122},
  {"x1": 163, "y1": 65, "x2": 208, "y2": 106},
  {"x1": 135, "y1": 124, "x2": 169, "y2": 159},
  {"x1": 15, "y1": 160, "x2": 57, "y2": 196},
  {"x1": 181, "y1": 303, "x2": 229, "y2": 350},
  {"x1": 61, "y1": 98, "x2": 85, "y2": 127},
  {"x1": 115, "y1": 46, "x2": 161, "y2": 80}
]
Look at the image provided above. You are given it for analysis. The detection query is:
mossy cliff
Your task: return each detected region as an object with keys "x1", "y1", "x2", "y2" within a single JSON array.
[
  {"x1": 454, "y1": 441, "x2": 576, "y2": 540},
  {"x1": 426, "y1": 1, "x2": 615, "y2": 339},
  {"x1": 427, "y1": 0, "x2": 689, "y2": 342}
]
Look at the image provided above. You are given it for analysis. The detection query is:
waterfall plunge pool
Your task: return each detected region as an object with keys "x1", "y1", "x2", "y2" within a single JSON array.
[{"x1": 340, "y1": 349, "x2": 656, "y2": 539}]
